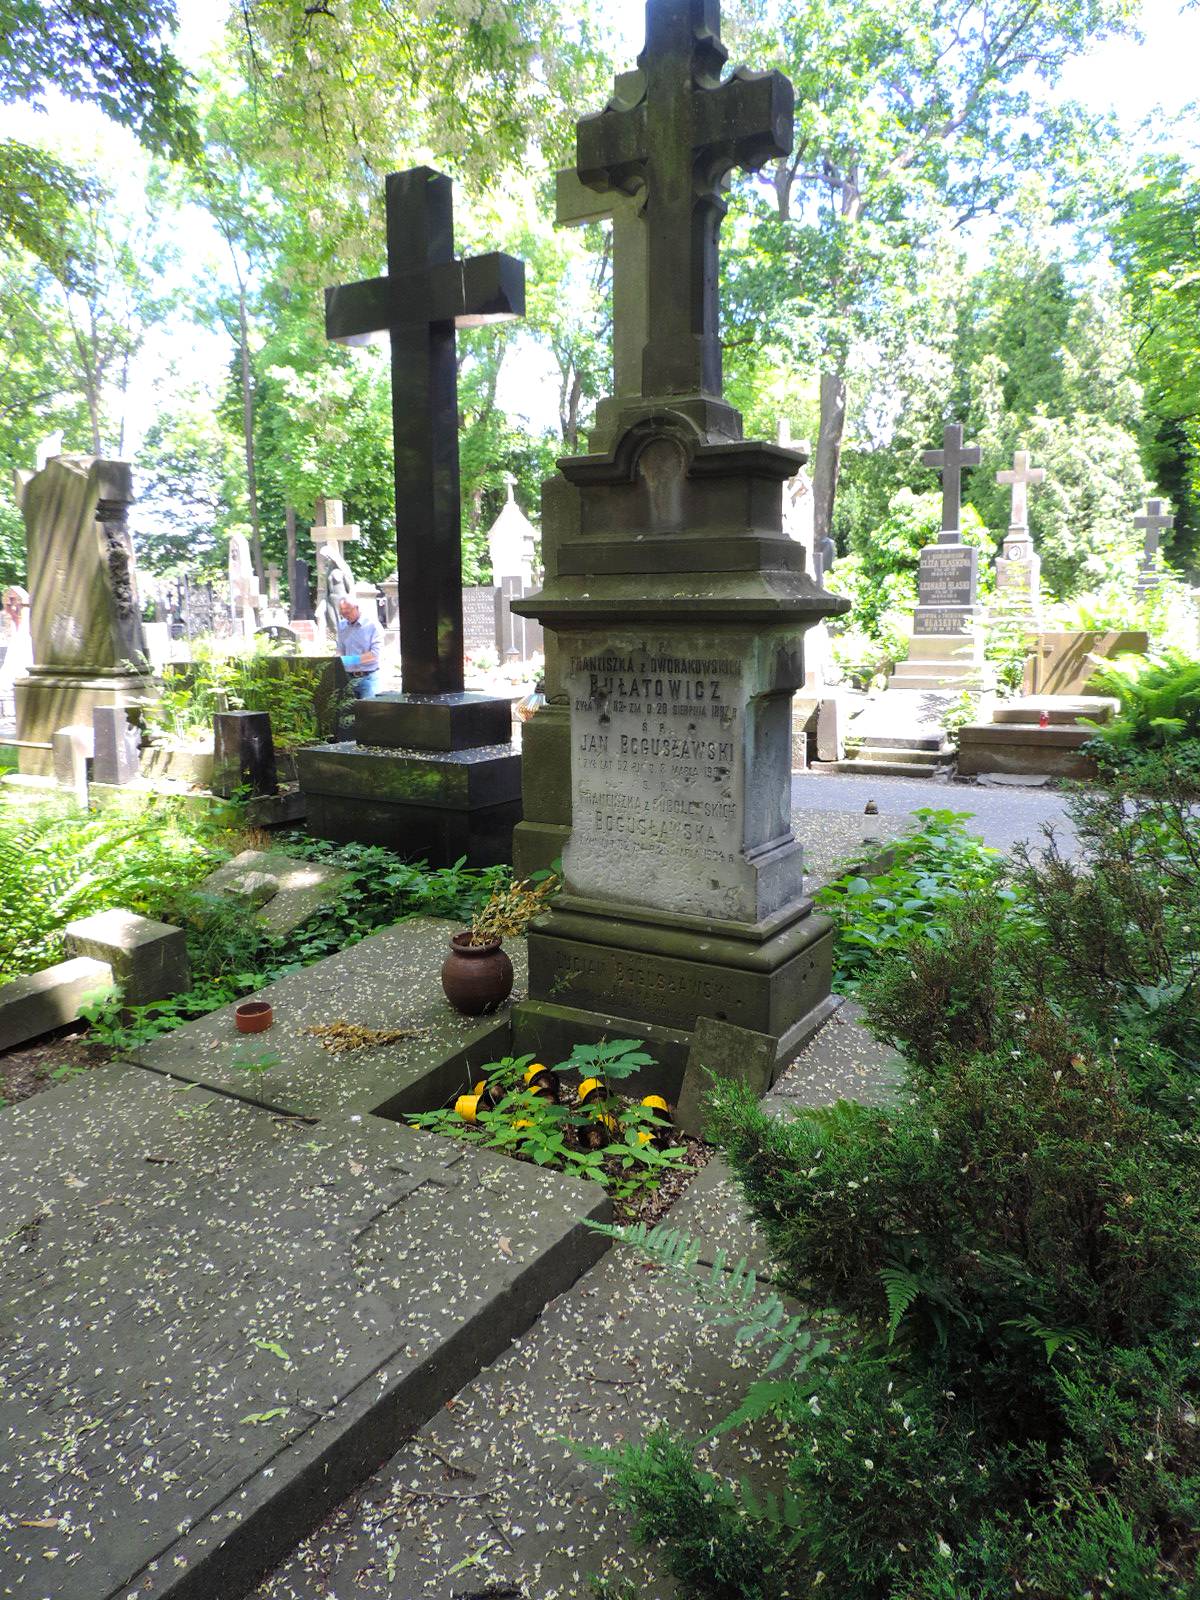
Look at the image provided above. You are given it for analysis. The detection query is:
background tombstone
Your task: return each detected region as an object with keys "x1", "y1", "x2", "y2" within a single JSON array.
[
  {"x1": 486, "y1": 480, "x2": 543, "y2": 663},
  {"x1": 461, "y1": 583, "x2": 497, "y2": 657},
  {"x1": 993, "y1": 448, "x2": 1047, "y2": 617},
  {"x1": 1135, "y1": 498, "x2": 1174, "y2": 595},
  {"x1": 887, "y1": 422, "x2": 986, "y2": 692},
  {"x1": 227, "y1": 532, "x2": 261, "y2": 636},
  {"x1": 92, "y1": 703, "x2": 141, "y2": 786},
  {"x1": 11, "y1": 454, "x2": 157, "y2": 777},
  {"x1": 310, "y1": 497, "x2": 360, "y2": 638},
  {"x1": 290, "y1": 557, "x2": 314, "y2": 621}
]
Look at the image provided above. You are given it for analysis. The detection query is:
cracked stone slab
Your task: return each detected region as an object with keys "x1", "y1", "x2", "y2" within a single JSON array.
[
  {"x1": 0, "y1": 1068, "x2": 609, "y2": 1600},
  {"x1": 196, "y1": 850, "x2": 353, "y2": 938},
  {"x1": 256, "y1": 1244, "x2": 808, "y2": 1600},
  {"x1": 130, "y1": 919, "x2": 528, "y2": 1121}
]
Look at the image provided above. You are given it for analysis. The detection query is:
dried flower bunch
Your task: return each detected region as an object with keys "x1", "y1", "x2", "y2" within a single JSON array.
[{"x1": 468, "y1": 873, "x2": 559, "y2": 946}]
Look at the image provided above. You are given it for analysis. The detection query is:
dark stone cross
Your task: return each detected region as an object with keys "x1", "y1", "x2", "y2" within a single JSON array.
[
  {"x1": 1135, "y1": 497, "x2": 1174, "y2": 561},
  {"x1": 921, "y1": 423, "x2": 982, "y2": 542},
  {"x1": 576, "y1": 0, "x2": 792, "y2": 403},
  {"x1": 325, "y1": 168, "x2": 525, "y2": 694}
]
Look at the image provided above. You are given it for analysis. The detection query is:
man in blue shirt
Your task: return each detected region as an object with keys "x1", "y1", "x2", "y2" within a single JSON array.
[{"x1": 336, "y1": 597, "x2": 382, "y2": 700}]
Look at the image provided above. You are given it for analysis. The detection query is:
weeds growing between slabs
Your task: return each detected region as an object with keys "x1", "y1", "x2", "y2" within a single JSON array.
[
  {"x1": 19, "y1": 820, "x2": 504, "y2": 1055},
  {"x1": 593, "y1": 757, "x2": 1200, "y2": 1600}
]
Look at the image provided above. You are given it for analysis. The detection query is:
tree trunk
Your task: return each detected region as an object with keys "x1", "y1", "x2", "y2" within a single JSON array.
[
  {"x1": 237, "y1": 284, "x2": 264, "y2": 584},
  {"x1": 812, "y1": 369, "x2": 847, "y2": 550},
  {"x1": 285, "y1": 503, "x2": 297, "y2": 610}
]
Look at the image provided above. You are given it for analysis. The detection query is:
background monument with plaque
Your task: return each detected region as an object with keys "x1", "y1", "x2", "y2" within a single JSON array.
[
  {"x1": 887, "y1": 422, "x2": 986, "y2": 692},
  {"x1": 991, "y1": 448, "x2": 1047, "y2": 619},
  {"x1": 512, "y1": 0, "x2": 846, "y2": 1076}
]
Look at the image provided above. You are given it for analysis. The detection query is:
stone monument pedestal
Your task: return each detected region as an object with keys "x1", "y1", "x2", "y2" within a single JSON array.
[
  {"x1": 16, "y1": 671, "x2": 155, "y2": 778},
  {"x1": 514, "y1": 429, "x2": 846, "y2": 1079},
  {"x1": 296, "y1": 691, "x2": 522, "y2": 867},
  {"x1": 12, "y1": 454, "x2": 157, "y2": 777}
]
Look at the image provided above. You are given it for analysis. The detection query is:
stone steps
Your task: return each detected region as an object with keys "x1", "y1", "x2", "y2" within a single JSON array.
[{"x1": 836, "y1": 750, "x2": 951, "y2": 780}]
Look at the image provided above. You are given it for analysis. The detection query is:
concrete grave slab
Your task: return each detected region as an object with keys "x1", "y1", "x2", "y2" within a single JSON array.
[
  {"x1": 258, "y1": 1240, "x2": 801, "y2": 1600},
  {"x1": 198, "y1": 849, "x2": 353, "y2": 938},
  {"x1": 0, "y1": 1067, "x2": 609, "y2": 1600},
  {"x1": 131, "y1": 918, "x2": 528, "y2": 1120},
  {"x1": 764, "y1": 998, "x2": 904, "y2": 1113}
]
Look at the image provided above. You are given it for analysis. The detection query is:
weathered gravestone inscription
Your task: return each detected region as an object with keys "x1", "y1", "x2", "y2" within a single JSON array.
[
  {"x1": 512, "y1": 0, "x2": 846, "y2": 1076},
  {"x1": 10, "y1": 454, "x2": 156, "y2": 776},
  {"x1": 462, "y1": 584, "x2": 497, "y2": 654}
]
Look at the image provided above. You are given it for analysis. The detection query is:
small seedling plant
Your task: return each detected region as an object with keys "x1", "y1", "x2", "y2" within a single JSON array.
[{"x1": 407, "y1": 1040, "x2": 684, "y2": 1201}]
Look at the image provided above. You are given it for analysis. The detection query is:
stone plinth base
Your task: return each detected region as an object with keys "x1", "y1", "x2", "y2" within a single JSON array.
[
  {"x1": 15, "y1": 670, "x2": 156, "y2": 777},
  {"x1": 839, "y1": 688, "x2": 958, "y2": 776},
  {"x1": 297, "y1": 739, "x2": 521, "y2": 866},
  {"x1": 355, "y1": 690, "x2": 513, "y2": 751},
  {"x1": 957, "y1": 695, "x2": 1118, "y2": 780},
  {"x1": 888, "y1": 602, "x2": 986, "y2": 693},
  {"x1": 523, "y1": 893, "x2": 838, "y2": 1080}
]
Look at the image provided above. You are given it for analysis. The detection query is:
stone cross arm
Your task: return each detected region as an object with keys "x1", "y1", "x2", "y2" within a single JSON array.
[
  {"x1": 326, "y1": 253, "x2": 524, "y2": 345},
  {"x1": 1135, "y1": 498, "x2": 1175, "y2": 532},
  {"x1": 577, "y1": 65, "x2": 792, "y2": 194}
]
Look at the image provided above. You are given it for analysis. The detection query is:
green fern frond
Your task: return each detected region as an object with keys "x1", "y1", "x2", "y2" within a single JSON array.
[{"x1": 879, "y1": 1266, "x2": 923, "y2": 1343}]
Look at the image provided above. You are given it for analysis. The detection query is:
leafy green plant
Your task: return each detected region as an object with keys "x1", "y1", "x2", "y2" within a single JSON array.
[
  {"x1": 595, "y1": 758, "x2": 1200, "y2": 1598},
  {"x1": 814, "y1": 808, "x2": 1009, "y2": 989},
  {"x1": 145, "y1": 638, "x2": 328, "y2": 751},
  {"x1": 407, "y1": 1048, "x2": 684, "y2": 1202},
  {"x1": 1088, "y1": 647, "x2": 1200, "y2": 750},
  {"x1": 0, "y1": 796, "x2": 236, "y2": 982}
]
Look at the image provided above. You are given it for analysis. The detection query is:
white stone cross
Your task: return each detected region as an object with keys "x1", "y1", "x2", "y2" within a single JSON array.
[
  {"x1": 1134, "y1": 498, "x2": 1174, "y2": 560},
  {"x1": 995, "y1": 449, "x2": 1046, "y2": 530},
  {"x1": 310, "y1": 496, "x2": 360, "y2": 551}
]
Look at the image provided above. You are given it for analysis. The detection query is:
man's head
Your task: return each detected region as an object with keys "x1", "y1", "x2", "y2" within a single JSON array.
[{"x1": 338, "y1": 597, "x2": 360, "y2": 623}]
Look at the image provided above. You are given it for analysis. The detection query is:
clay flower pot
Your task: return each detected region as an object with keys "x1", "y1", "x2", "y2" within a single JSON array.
[
  {"x1": 441, "y1": 932, "x2": 514, "y2": 1016},
  {"x1": 235, "y1": 1000, "x2": 274, "y2": 1033}
]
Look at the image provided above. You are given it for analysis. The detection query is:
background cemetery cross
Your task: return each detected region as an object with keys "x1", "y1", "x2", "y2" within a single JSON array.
[
  {"x1": 325, "y1": 168, "x2": 525, "y2": 695},
  {"x1": 996, "y1": 448, "x2": 1047, "y2": 529},
  {"x1": 1135, "y1": 497, "x2": 1174, "y2": 561},
  {"x1": 921, "y1": 422, "x2": 981, "y2": 540},
  {"x1": 310, "y1": 497, "x2": 359, "y2": 635},
  {"x1": 575, "y1": 0, "x2": 792, "y2": 405}
]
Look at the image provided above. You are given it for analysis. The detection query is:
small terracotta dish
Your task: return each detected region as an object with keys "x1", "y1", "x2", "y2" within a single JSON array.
[{"x1": 235, "y1": 1000, "x2": 274, "y2": 1033}]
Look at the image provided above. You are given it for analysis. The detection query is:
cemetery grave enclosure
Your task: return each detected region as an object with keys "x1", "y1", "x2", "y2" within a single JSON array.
[{"x1": 4, "y1": 0, "x2": 1200, "y2": 1593}]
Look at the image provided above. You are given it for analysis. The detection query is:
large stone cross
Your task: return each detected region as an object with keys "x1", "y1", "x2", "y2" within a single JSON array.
[
  {"x1": 576, "y1": 0, "x2": 792, "y2": 403},
  {"x1": 325, "y1": 168, "x2": 525, "y2": 695},
  {"x1": 921, "y1": 423, "x2": 981, "y2": 543},
  {"x1": 1135, "y1": 497, "x2": 1174, "y2": 560},
  {"x1": 996, "y1": 449, "x2": 1047, "y2": 531}
]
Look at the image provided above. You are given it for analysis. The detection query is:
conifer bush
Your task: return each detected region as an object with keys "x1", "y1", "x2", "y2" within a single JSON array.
[{"x1": 597, "y1": 759, "x2": 1200, "y2": 1598}]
